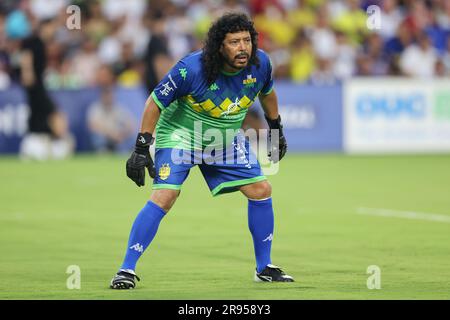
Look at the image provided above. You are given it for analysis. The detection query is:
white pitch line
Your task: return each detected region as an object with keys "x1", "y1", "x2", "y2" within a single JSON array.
[{"x1": 357, "y1": 207, "x2": 450, "y2": 224}]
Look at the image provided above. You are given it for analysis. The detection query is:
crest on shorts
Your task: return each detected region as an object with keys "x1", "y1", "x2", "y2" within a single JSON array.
[{"x1": 159, "y1": 163, "x2": 171, "y2": 180}]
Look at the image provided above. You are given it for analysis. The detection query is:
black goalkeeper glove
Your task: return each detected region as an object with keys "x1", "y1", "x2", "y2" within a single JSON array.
[
  {"x1": 265, "y1": 114, "x2": 287, "y2": 163},
  {"x1": 126, "y1": 132, "x2": 156, "y2": 187}
]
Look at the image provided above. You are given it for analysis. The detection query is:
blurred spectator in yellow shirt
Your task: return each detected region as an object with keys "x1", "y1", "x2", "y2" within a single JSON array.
[
  {"x1": 332, "y1": 0, "x2": 368, "y2": 45},
  {"x1": 254, "y1": 3, "x2": 296, "y2": 47},
  {"x1": 290, "y1": 30, "x2": 316, "y2": 82},
  {"x1": 287, "y1": 0, "x2": 317, "y2": 30}
]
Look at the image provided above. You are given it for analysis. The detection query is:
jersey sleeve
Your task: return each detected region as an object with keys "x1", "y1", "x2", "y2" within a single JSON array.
[
  {"x1": 260, "y1": 54, "x2": 274, "y2": 95},
  {"x1": 150, "y1": 60, "x2": 193, "y2": 110}
]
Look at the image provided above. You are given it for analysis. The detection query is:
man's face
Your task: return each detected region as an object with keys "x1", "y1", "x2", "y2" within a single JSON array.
[{"x1": 220, "y1": 31, "x2": 252, "y2": 71}]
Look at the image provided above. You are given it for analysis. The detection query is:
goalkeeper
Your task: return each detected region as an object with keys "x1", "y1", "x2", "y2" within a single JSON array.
[{"x1": 110, "y1": 13, "x2": 293, "y2": 289}]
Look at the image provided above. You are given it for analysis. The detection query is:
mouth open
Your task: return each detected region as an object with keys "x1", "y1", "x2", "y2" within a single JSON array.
[{"x1": 235, "y1": 55, "x2": 248, "y2": 63}]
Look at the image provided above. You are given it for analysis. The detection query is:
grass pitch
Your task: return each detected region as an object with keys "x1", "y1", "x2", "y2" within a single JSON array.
[{"x1": 0, "y1": 154, "x2": 449, "y2": 299}]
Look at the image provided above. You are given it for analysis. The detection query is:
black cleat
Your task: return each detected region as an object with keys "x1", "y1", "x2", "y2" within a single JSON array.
[
  {"x1": 254, "y1": 264, "x2": 294, "y2": 282},
  {"x1": 110, "y1": 269, "x2": 140, "y2": 289}
]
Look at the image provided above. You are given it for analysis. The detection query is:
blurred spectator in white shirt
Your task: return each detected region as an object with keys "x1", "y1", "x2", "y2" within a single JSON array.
[
  {"x1": 30, "y1": 0, "x2": 68, "y2": 21},
  {"x1": 333, "y1": 31, "x2": 357, "y2": 79},
  {"x1": 309, "y1": 4, "x2": 337, "y2": 60},
  {"x1": 87, "y1": 85, "x2": 135, "y2": 153},
  {"x1": 70, "y1": 36, "x2": 101, "y2": 87},
  {"x1": 441, "y1": 37, "x2": 450, "y2": 76},
  {"x1": 164, "y1": 3, "x2": 194, "y2": 60},
  {"x1": 400, "y1": 32, "x2": 437, "y2": 77},
  {"x1": 377, "y1": 0, "x2": 404, "y2": 39},
  {"x1": 435, "y1": 0, "x2": 450, "y2": 30},
  {"x1": 98, "y1": 20, "x2": 123, "y2": 65},
  {"x1": 101, "y1": 0, "x2": 146, "y2": 22}
]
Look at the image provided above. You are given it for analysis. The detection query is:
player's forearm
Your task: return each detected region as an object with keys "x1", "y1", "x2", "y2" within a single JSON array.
[
  {"x1": 259, "y1": 90, "x2": 279, "y2": 120},
  {"x1": 140, "y1": 95, "x2": 161, "y2": 135},
  {"x1": 20, "y1": 51, "x2": 35, "y2": 87}
]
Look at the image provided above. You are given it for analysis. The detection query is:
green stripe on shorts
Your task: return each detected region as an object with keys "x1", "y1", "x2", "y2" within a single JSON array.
[
  {"x1": 211, "y1": 176, "x2": 267, "y2": 196},
  {"x1": 152, "y1": 184, "x2": 182, "y2": 191}
]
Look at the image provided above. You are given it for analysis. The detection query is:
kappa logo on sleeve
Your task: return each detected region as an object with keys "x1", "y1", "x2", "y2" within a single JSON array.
[{"x1": 179, "y1": 68, "x2": 187, "y2": 80}]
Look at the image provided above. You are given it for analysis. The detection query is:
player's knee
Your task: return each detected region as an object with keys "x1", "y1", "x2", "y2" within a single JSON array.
[
  {"x1": 150, "y1": 189, "x2": 180, "y2": 213},
  {"x1": 257, "y1": 181, "x2": 272, "y2": 199},
  {"x1": 242, "y1": 181, "x2": 272, "y2": 200}
]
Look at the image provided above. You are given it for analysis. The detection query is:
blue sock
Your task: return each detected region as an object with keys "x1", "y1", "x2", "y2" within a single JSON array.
[
  {"x1": 248, "y1": 198, "x2": 274, "y2": 273},
  {"x1": 120, "y1": 201, "x2": 166, "y2": 271}
]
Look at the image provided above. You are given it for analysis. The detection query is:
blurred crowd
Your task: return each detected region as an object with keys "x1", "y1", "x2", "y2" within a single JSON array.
[{"x1": 0, "y1": 0, "x2": 450, "y2": 91}]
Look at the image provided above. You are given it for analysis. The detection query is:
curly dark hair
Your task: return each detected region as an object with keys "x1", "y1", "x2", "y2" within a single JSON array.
[{"x1": 202, "y1": 13, "x2": 259, "y2": 85}]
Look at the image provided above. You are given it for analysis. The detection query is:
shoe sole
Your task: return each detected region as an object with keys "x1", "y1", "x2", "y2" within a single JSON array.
[
  {"x1": 110, "y1": 280, "x2": 135, "y2": 289},
  {"x1": 254, "y1": 272, "x2": 295, "y2": 283}
]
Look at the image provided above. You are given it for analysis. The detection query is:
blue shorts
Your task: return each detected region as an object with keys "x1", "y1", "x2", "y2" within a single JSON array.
[{"x1": 152, "y1": 135, "x2": 266, "y2": 196}]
